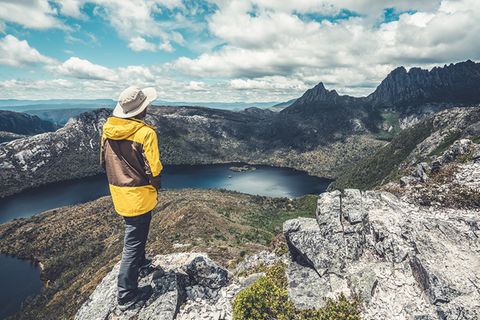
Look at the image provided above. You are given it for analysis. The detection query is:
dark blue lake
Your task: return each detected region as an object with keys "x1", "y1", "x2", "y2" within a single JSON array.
[
  {"x1": 0, "y1": 164, "x2": 330, "y2": 224},
  {"x1": 0, "y1": 254, "x2": 42, "y2": 319}
]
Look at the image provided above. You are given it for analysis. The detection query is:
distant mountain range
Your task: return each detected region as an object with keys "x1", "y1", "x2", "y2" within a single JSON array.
[
  {"x1": 0, "y1": 99, "x2": 291, "y2": 126},
  {"x1": 285, "y1": 60, "x2": 480, "y2": 115},
  {"x1": 0, "y1": 99, "x2": 286, "y2": 111}
]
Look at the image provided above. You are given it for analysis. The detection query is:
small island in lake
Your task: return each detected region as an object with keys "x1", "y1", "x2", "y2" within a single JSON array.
[{"x1": 229, "y1": 165, "x2": 257, "y2": 172}]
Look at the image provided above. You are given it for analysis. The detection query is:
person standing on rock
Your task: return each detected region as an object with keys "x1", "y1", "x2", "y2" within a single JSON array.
[{"x1": 100, "y1": 86, "x2": 162, "y2": 311}]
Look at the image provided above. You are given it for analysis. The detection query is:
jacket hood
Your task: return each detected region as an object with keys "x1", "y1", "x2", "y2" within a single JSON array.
[{"x1": 102, "y1": 117, "x2": 146, "y2": 140}]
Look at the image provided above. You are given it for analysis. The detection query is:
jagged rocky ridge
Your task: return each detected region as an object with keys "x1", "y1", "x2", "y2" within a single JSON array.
[
  {"x1": 284, "y1": 60, "x2": 480, "y2": 115},
  {"x1": 284, "y1": 189, "x2": 480, "y2": 319},
  {"x1": 367, "y1": 60, "x2": 480, "y2": 108}
]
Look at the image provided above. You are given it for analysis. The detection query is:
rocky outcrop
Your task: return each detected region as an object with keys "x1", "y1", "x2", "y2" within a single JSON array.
[
  {"x1": 284, "y1": 189, "x2": 480, "y2": 319},
  {"x1": 75, "y1": 253, "x2": 234, "y2": 320},
  {"x1": 0, "y1": 131, "x2": 26, "y2": 144}
]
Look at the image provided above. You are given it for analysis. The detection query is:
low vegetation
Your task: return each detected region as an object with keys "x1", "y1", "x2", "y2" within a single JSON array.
[
  {"x1": 233, "y1": 263, "x2": 362, "y2": 320},
  {"x1": 329, "y1": 119, "x2": 434, "y2": 191}
]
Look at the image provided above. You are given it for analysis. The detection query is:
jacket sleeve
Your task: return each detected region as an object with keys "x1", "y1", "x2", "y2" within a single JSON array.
[{"x1": 142, "y1": 129, "x2": 163, "y2": 189}]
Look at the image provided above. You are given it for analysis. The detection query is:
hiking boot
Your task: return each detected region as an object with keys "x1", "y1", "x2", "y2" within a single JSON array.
[
  {"x1": 139, "y1": 257, "x2": 154, "y2": 278},
  {"x1": 117, "y1": 285, "x2": 153, "y2": 312}
]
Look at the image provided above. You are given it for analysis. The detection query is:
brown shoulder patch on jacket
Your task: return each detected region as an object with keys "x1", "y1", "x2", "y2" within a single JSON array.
[{"x1": 103, "y1": 139, "x2": 150, "y2": 187}]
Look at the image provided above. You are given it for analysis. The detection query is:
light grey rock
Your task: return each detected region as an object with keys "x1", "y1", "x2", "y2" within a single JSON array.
[
  {"x1": 439, "y1": 139, "x2": 473, "y2": 165},
  {"x1": 234, "y1": 250, "x2": 284, "y2": 275},
  {"x1": 413, "y1": 162, "x2": 430, "y2": 182},
  {"x1": 75, "y1": 253, "x2": 231, "y2": 320},
  {"x1": 400, "y1": 176, "x2": 416, "y2": 187},
  {"x1": 284, "y1": 189, "x2": 480, "y2": 319}
]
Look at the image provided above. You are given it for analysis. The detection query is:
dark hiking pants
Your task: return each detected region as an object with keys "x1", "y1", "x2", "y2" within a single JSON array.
[{"x1": 117, "y1": 211, "x2": 152, "y2": 302}]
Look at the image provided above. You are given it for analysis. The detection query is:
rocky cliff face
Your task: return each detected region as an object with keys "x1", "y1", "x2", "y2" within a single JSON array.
[
  {"x1": 0, "y1": 109, "x2": 110, "y2": 197},
  {"x1": 368, "y1": 60, "x2": 480, "y2": 108},
  {"x1": 282, "y1": 61, "x2": 480, "y2": 132},
  {"x1": 284, "y1": 189, "x2": 480, "y2": 320}
]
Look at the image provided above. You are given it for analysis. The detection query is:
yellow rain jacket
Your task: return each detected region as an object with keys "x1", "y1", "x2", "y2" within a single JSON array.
[{"x1": 100, "y1": 117, "x2": 163, "y2": 216}]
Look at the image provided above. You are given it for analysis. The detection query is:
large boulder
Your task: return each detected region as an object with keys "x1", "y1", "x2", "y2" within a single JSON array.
[
  {"x1": 284, "y1": 189, "x2": 480, "y2": 319},
  {"x1": 75, "y1": 253, "x2": 231, "y2": 320}
]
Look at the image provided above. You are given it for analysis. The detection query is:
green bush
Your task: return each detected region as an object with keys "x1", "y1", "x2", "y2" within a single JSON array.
[{"x1": 233, "y1": 263, "x2": 362, "y2": 320}]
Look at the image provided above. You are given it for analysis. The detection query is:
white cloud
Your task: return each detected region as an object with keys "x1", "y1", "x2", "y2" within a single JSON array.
[
  {"x1": 128, "y1": 37, "x2": 175, "y2": 52},
  {"x1": 230, "y1": 76, "x2": 306, "y2": 91},
  {"x1": 0, "y1": 0, "x2": 63, "y2": 29},
  {"x1": 0, "y1": 35, "x2": 56, "y2": 67},
  {"x1": 186, "y1": 81, "x2": 207, "y2": 91},
  {"x1": 56, "y1": 0, "x2": 85, "y2": 19},
  {"x1": 128, "y1": 37, "x2": 157, "y2": 52},
  {"x1": 159, "y1": 41, "x2": 174, "y2": 52},
  {"x1": 50, "y1": 57, "x2": 117, "y2": 81},
  {"x1": 87, "y1": 0, "x2": 186, "y2": 51}
]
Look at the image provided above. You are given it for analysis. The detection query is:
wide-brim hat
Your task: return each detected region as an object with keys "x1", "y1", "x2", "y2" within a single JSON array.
[{"x1": 113, "y1": 86, "x2": 157, "y2": 118}]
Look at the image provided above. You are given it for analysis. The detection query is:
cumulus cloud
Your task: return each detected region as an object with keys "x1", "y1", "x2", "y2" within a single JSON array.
[
  {"x1": 128, "y1": 37, "x2": 175, "y2": 52},
  {"x1": 0, "y1": 0, "x2": 64, "y2": 29},
  {"x1": 50, "y1": 57, "x2": 117, "y2": 81},
  {"x1": 73, "y1": 0, "x2": 186, "y2": 51},
  {"x1": 56, "y1": 0, "x2": 85, "y2": 19},
  {"x1": 0, "y1": 35, "x2": 56, "y2": 67},
  {"x1": 128, "y1": 37, "x2": 158, "y2": 52}
]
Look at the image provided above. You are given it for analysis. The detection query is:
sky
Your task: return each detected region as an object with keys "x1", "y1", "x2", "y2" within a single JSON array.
[{"x1": 0, "y1": 0, "x2": 479, "y2": 102}]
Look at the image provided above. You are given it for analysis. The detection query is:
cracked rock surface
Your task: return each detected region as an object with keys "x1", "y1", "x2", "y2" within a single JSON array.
[
  {"x1": 284, "y1": 189, "x2": 480, "y2": 320},
  {"x1": 75, "y1": 253, "x2": 232, "y2": 320}
]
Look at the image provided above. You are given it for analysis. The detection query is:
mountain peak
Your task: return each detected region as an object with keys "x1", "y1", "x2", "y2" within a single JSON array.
[{"x1": 290, "y1": 82, "x2": 340, "y2": 106}]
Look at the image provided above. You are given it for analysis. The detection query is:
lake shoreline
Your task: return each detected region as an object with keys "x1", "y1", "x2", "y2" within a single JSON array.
[
  {"x1": 0, "y1": 160, "x2": 335, "y2": 200},
  {"x1": 0, "y1": 163, "x2": 332, "y2": 225}
]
